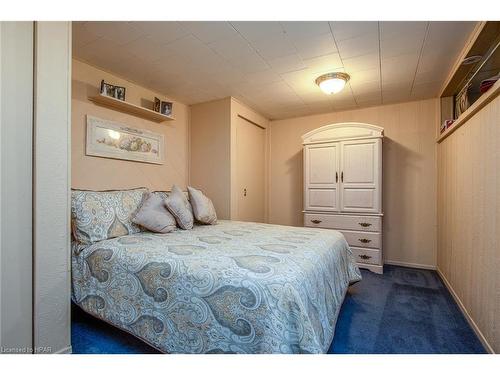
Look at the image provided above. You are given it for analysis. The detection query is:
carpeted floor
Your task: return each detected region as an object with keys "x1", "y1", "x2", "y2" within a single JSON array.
[{"x1": 71, "y1": 265, "x2": 486, "y2": 354}]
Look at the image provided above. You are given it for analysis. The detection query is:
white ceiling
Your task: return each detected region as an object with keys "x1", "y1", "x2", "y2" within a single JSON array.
[{"x1": 73, "y1": 21, "x2": 476, "y2": 120}]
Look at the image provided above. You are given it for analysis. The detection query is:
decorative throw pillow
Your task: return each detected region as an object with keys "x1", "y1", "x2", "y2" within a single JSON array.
[
  {"x1": 187, "y1": 186, "x2": 217, "y2": 225},
  {"x1": 71, "y1": 188, "x2": 147, "y2": 244},
  {"x1": 132, "y1": 192, "x2": 177, "y2": 233},
  {"x1": 164, "y1": 185, "x2": 194, "y2": 230}
]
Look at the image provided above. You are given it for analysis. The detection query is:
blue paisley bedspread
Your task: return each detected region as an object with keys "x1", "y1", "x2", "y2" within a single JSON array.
[{"x1": 71, "y1": 220, "x2": 361, "y2": 353}]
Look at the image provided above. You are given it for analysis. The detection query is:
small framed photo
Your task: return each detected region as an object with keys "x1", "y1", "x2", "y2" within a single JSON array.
[
  {"x1": 114, "y1": 85, "x2": 126, "y2": 101},
  {"x1": 153, "y1": 97, "x2": 161, "y2": 112},
  {"x1": 100, "y1": 80, "x2": 115, "y2": 98},
  {"x1": 160, "y1": 101, "x2": 173, "y2": 116}
]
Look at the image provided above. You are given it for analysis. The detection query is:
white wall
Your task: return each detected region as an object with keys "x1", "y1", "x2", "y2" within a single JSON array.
[
  {"x1": 33, "y1": 21, "x2": 72, "y2": 354},
  {"x1": 0, "y1": 21, "x2": 34, "y2": 353}
]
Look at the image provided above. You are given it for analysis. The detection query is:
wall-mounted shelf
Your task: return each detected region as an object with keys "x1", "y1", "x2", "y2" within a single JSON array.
[
  {"x1": 88, "y1": 94, "x2": 175, "y2": 123},
  {"x1": 438, "y1": 21, "x2": 500, "y2": 141},
  {"x1": 437, "y1": 79, "x2": 500, "y2": 143}
]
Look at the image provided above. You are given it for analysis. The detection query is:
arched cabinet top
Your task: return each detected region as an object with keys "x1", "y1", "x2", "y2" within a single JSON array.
[{"x1": 302, "y1": 122, "x2": 384, "y2": 145}]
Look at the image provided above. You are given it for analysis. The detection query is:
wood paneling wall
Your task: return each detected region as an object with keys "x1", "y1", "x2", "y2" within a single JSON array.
[{"x1": 437, "y1": 94, "x2": 500, "y2": 353}]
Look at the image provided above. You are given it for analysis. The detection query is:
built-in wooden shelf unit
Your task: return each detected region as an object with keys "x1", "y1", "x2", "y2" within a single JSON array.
[
  {"x1": 89, "y1": 94, "x2": 175, "y2": 123},
  {"x1": 438, "y1": 21, "x2": 500, "y2": 142}
]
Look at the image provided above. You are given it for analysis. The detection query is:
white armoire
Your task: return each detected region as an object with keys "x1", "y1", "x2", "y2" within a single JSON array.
[{"x1": 302, "y1": 123, "x2": 384, "y2": 274}]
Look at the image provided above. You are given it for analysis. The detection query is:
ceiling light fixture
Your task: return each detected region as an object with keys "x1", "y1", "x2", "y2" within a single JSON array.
[{"x1": 315, "y1": 72, "x2": 350, "y2": 95}]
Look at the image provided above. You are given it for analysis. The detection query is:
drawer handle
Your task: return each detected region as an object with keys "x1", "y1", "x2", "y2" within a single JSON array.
[
  {"x1": 311, "y1": 219, "x2": 322, "y2": 224},
  {"x1": 359, "y1": 222, "x2": 372, "y2": 227},
  {"x1": 358, "y1": 254, "x2": 372, "y2": 260},
  {"x1": 358, "y1": 238, "x2": 371, "y2": 243}
]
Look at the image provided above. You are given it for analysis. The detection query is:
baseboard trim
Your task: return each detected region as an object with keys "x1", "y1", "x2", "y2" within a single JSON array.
[
  {"x1": 436, "y1": 268, "x2": 495, "y2": 354},
  {"x1": 54, "y1": 345, "x2": 72, "y2": 354},
  {"x1": 384, "y1": 260, "x2": 436, "y2": 270}
]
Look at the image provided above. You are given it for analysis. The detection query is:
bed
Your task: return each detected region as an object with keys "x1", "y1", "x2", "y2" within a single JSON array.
[{"x1": 72, "y1": 219, "x2": 361, "y2": 354}]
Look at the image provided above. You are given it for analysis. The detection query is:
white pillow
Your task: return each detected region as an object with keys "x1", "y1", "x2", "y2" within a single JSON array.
[
  {"x1": 164, "y1": 185, "x2": 194, "y2": 230},
  {"x1": 132, "y1": 192, "x2": 177, "y2": 233},
  {"x1": 187, "y1": 186, "x2": 217, "y2": 225}
]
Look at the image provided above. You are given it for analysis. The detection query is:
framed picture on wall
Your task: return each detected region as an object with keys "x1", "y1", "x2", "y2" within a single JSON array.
[
  {"x1": 160, "y1": 101, "x2": 173, "y2": 116},
  {"x1": 153, "y1": 97, "x2": 161, "y2": 112},
  {"x1": 86, "y1": 115, "x2": 165, "y2": 165}
]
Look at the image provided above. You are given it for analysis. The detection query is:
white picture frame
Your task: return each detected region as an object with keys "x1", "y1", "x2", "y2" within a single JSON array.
[{"x1": 86, "y1": 115, "x2": 165, "y2": 165}]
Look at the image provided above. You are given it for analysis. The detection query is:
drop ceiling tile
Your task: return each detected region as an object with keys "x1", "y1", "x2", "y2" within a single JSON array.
[
  {"x1": 206, "y1": 33, "x2": 254, "y2": 60},
  {"x1": 303, "y1": 53, "x2": 344, "y2": 73},
  {"x1": 268, "y1": 54, "x2": 306, "y2": 74},
  {"x1": 227, "y1": 52, "x2": 270, "y2": 74},
  {"x1": 181, "y1": 21, "x2": 237, "y2": 43},
  {"x1": 163, "y1": 35, "x2": 213, "y2": 61},
  {"x1": 350, "y1": 81, "x2": 381, "y2": 96},
  {"x1": 356, "y1": 97, "x2": 382, "y2": 106},
  {"x1": 133, "y1": 21, "x2": 190, "y2": 44},
  {"x1": 380, "y1": 21, "x2": 428, "y2": 39},
  {"x1": 279, "y1": 70, "x2": 321, "y2": 94},
  {"x1": 306, "y1": 102, "x2": 335, "y2": 113},
  {"x1": 236, "y1": 80, "x2": 292, "y2": 99},
  {"x1": 281, "y1": 21, "x2": 331, "y2": 38},
  {"x1": 354, "y1": 90, "x2": 382, "y2": 101},
  {"x1": 343, "y1": 53, "x2": 380, "y2": 73},
  {"x1": 381, "y1": 53, "x2": 419, "y2": 84},
  {"x1": 298, "y1": 90, "x2": 334, "y2": 102},
  {"x1": 86, "y1": 22, "x2": 147, "y2": 46},
  {"x1": 424, "y1": 21, "x2": 476, "y2": 50},
  {"x1": 381, "y1": 35, "x2": 426, "y2": 59},
  {"x1": 331, "y1": 88, "x2": 356, "y2": 102},
  {"x1": 74, "y1": 21, "x2": 477, "y2": 120},
  {"x1": 72, "y1": 22, "x2": 101, "y2": 48},
  {"x1": 75, "y1": 38, "x2": 135, "y2": 68},
  {"x1": 230, "y1": 21, "x2": 285, "y2": 42},
  {"x1": 336, "y1": 33, "x2": 379, "y2": 59},
  {"x1": 382, "y1": 92, "x2": 412, "y2": 104},
  {"x1": 250, "y1": 33, "x2": 297, "y2": 60},
  {"x1": 417, "y1": 51, "x2": 456, "y2": 74},
  {"x1": 293, "y1": 32, "x2": 338, "y2": 60},
  {"x1": 244, "y1": 69, "x2": 283, "y2": 85},
  {"x1": 382, "y1": 81, "x2": 413, "y2": 101},
  {"x1": 411, "y1": 81, "x2": 442, "y2": 98},
  {"x1": 330, "y1": 21, "x2": 379, "y2": 42},
  {"x1": 122, "y1": 36, "x2": 178, "y2": 63},
  {"x1": 206, "y1": 66, "x2": 248, "y2": 86},
  {"x1": 414, "y1": 69, "x2": 448, "y2": 85},
  {"x1": 147, "y1": 54, "x2": 194, "y2": 76},
  {"x1": 349, "y1": 68, "x2": 381, "y2": 84},
  {"x1": 332, "y1": 97, "x2": 358, "y2": 110},
  {"x1": 380, "y1": 23, "x2": 427, "y2": 59}
]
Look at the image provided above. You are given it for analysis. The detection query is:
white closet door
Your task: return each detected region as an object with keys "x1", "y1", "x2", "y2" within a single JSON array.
[
  {"x1": 235, "y1": 116, "x2": 265, "y2": 222},
  {"x1": 304, "y1": 143, "x2": 339, "y2": 211},
  {"x1": 340, "y1": 139, "x2": 381, "y2": 213}
]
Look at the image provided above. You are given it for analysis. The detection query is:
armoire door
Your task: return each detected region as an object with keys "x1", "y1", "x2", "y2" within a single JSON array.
[
  {"x1": 340, "y1": 139, "x2": 381, "y2": 213},
  {"x1": 235, "y1": 116, "x2": 265, "y2": 222},
  {"x1": 304, "y1": 143, "x2": 339, "y2": 211}
]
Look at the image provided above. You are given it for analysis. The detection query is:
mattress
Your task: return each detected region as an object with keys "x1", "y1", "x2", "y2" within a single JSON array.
[{"x1": 72, "y1": 220, "x2": 361, "y2": 353}]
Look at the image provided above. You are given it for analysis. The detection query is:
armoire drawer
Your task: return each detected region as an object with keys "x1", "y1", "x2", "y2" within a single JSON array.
[
  {"x1": 339, "y1": 230, "x2": 381, "y2": 249},
  {"x1": 351, "y1": 247, "x2": 381, "y2": 265},
  {"x1": 304, "y1": 213, "x2": 381, "y2": 232}
]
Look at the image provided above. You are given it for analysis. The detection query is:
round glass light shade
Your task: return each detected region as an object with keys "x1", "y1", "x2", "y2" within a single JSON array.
[{"x1": 315, "y1": 72, "x2": 350, "y2": 95}]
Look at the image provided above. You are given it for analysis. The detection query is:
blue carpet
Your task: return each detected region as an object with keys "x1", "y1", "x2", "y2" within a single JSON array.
[{"x1": 71, "y1": 265, "x2": 486, "y2": 354}]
